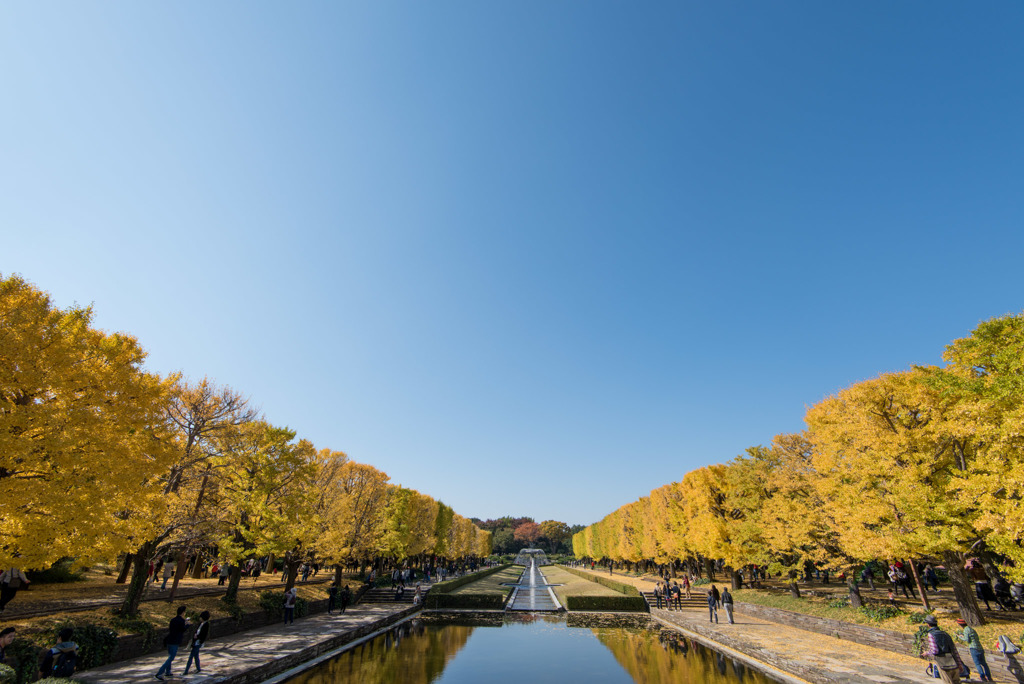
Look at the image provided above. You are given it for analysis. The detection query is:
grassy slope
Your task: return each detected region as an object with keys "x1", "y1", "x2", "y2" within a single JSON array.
[
  {"x1": 447, "y1": 566, "x2": 523, "y2": 597},
  {"x1": 543, "y1": 566, "x2": 626, "y2": 607}
]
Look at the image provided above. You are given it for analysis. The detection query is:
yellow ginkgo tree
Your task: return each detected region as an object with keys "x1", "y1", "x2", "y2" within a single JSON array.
[{"x1": 0, "y1": 274, "x2": 176, "y2": 572}]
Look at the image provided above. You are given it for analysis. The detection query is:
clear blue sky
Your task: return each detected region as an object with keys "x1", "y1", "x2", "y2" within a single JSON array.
[{"x1": 3, "y1": 3, "x2": 1022, "y2": 527}]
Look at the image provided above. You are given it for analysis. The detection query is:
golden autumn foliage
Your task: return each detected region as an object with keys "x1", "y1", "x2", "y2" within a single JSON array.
[
  {"x1": 0, "y1": 274, "x2": 177, "y2": 570},
  {"x1": 574, "y1": 311, "x2": 1024, "y2": 623},
  {"x1": 1, "y1": 274, "x2": 488, "y2": 596}
]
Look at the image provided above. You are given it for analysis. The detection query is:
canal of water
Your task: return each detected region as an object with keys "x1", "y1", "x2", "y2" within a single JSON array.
[{"x1": 281, "y1": 613, "x2": 780, "y2": 684}]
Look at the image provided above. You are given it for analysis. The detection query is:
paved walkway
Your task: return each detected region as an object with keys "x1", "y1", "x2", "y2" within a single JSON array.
[
  {"x1": 566, "y1": 566, "x2": 1015, "y2": 684},
  {"x1": 74, "y1": 603, "x2": 414, "y2": 684},
  {"x1": 653, "y1": 606, "x2": 938, "y2": 684}
]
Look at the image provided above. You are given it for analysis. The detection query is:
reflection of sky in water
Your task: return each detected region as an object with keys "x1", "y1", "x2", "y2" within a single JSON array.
[
  {"x1": 286, "y1": 617, "x2": 779, "y2": 684},
  {"x1": 435, "y1": 620, "x2": 633, "y2": 684}
]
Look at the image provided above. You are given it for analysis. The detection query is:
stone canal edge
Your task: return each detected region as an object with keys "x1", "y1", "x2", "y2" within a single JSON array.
[{"x1": 74, "y1": 602, "x2": 1009, "y2": 684}]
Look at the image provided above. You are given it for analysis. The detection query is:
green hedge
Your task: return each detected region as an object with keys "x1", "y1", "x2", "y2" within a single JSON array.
[
  {"x1": 424, "y1": 593, "x2": 508, "y2": 610},
  {"x1": 258, "y1": 590, "x2": 309, "y2": 619},
  {"x1": 559, "y1": 566, "x2": 642, "y2": 596},
  {"x1": 564, "y1": 595, "x2": 649, "y2": 612},
  {"x1": 428, "y1": 564, "x2": 511, "y2": 594}
]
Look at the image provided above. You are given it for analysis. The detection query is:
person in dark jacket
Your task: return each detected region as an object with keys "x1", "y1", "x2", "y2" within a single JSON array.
[
  {"x1": 923, "y1": 615, "x2": 964, "y2": 684},
  {"x1": 340, "y1": 585, "x2": 351, "y2": 613},
  {"x1": 155, "y1": 605, "x2": 189, "y2": 680},
  {"x1": 182, "y1": 610, "x2": 210, "y2": 676},
  {"x1": 40, "y1": 627, "x2": 78, "y2": 679},
  {"x1": 328, "y1": 583, "x2": 339, "y2": 614},
  {"x1": 0, "y1": 627, "x2": 15, "y2": 665},
  {"x1": 721, "y1": 588, "x2": 735, "y2": 624},
  {"x1": 707, "y1": 587, "x2": 719, "y2": 624}
]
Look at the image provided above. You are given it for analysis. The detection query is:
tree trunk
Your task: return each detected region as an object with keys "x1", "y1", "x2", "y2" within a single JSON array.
[
  {"x1": 168, "y1": 551, "x2": 188, "y2": 600},
  {"x1": 120, "y1": 542, "x2": 154, "y2": 616},
  {"x1": 334, "y1": 565, "x2": 343, "y2": 584},
  {"x1": 790, "y1": 581, "x2": 801, "y2": 598},
  {"x1": 116, "y1": 553, "x2": 134, "y2": 584},
  {"x1": 847, "y1": 575, "x2": 864, "y2": 608},
  {"x1": 225, "y1": 565, "x2": 243, "y2": 602},
  {"x1": 908, "y1": 559, "x2": 930, "y2": 611},
  {"x1": 731, "y1": 569, "x2": 743, "y2": 590},
  {"x1": 943, "y1": 550, "x2": 985, "y2": 625},
  {"x1": 285, "y1": 557, "x2": 301, "y2": 591},
  {"x1": 191, "y1": 550, "x2": 206, "y2": 579},
  {"x1": 704, "y1": 558, "x2": 715, "y2": 581}
]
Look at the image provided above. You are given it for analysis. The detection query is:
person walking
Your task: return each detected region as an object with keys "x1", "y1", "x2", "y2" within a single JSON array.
[
  {"x1": 328, "y1": 583, "x2": 339, "y2": 614},
  {"x1": 653, "y1": 582, "x2": 663, "y2": 609},
  {"x1": 707, "y1": 587, "x2": 719, "y2": 624},
  {"x1": 340, "y1": 585, "x2": 351, "y2": 613},
  {"x1": 682, "y1": 575, "x2": 691, "y2": 600},
  {"x1": 151, "y1": 559, "x2": 163, "y2": 585},
  {"x1": 218, "y1": 562, "x2": 230, "y2": 586},
  {"x1": 922, "y1": 615, "x2": 965, "y2": 684},
  {"x1": 283, "y1": 587, "x2": 298, "y2": 625},
  {"x1": 160, "y1": 559, "x2": 176, "y2": 591},
  {"x1": 956, "y1": 618, "x2": 992, "y2": 681},
  {"x1": 721, "y1": 588, "x2": 735, "y2": 624},
  {"x1": 182, "y1": 611, "x2": 210, "y2": 676},
  {"x1": 155, "y1": 606, "x2": 189, "y2": 680},
  {"x1": 0, "y1": 568, "x2": 29, "y2": 613},
  {"x1": 672, "y1": 581, "x2": 682, "y2": 610},
  {"x1": 924, "y1": 565, "x2": 939, "y2": 592},
  {"x1": 860, "y1": 564, "x2": 875, "y2": 591}
]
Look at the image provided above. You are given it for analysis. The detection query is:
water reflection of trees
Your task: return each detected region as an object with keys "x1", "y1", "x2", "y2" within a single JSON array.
[
  {"x1": 593, "y1": 628, "x2": 777, "y2": 684},
  {"x1": 287, "y1": 620, "x2": 473, "y2": 684}
]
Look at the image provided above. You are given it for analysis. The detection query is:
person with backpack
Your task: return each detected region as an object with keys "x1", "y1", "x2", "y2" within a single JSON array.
[
  {"x1": 155, "y1": 605, "x2": 190, "y2": 680},
  {"x1": 922, "y1": 615, "x2": 965, "y2": 684},
  {"x1": 0, "y1": 568, "x2": 29, "y2": 613},
  {"x1": 39, "y1": 627, "x2": 78, "y2": 679},
  {"x1": 182, "y1": 610, "x2": 210, "y2": 676},
  {"x1": 653, "y1": 582, "x2": 663, "y2": 609},
  {"x1": 955, "y1": 618, "x2": 992, "y2": 681},
  {"x1": 283, "y1": 587, "x2": 298, "y2": 625}
]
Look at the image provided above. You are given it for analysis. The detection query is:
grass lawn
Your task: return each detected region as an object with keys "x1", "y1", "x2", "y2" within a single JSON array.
[
  {"x1": 542, "y1": 566, "x2": 623, "y2": 606},
  {"x1": 447, "y1": 566, "x2": 523, "y2": 597},
  {"x1": 2, "y1": 568, "x2": 338, "y2": 646}
]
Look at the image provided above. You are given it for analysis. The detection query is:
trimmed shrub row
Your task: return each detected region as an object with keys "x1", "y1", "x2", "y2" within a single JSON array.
[
  {"x1": 564, "y1": 595, "x2": 649, "y2": 612},
  {"x1": 558, "y1": 566, "x2": 643, "y2": 597},
  {"x1": 427, "y1": 564, "x2": 512, "y2": 595},
  {"x1": 424, "y1": 593, "x2": 508, "y2": 610}
]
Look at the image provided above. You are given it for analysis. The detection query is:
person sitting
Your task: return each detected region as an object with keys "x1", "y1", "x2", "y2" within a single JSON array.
[{"x1": 39, "y1": 628, "x2": 78, "y2": 679}]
